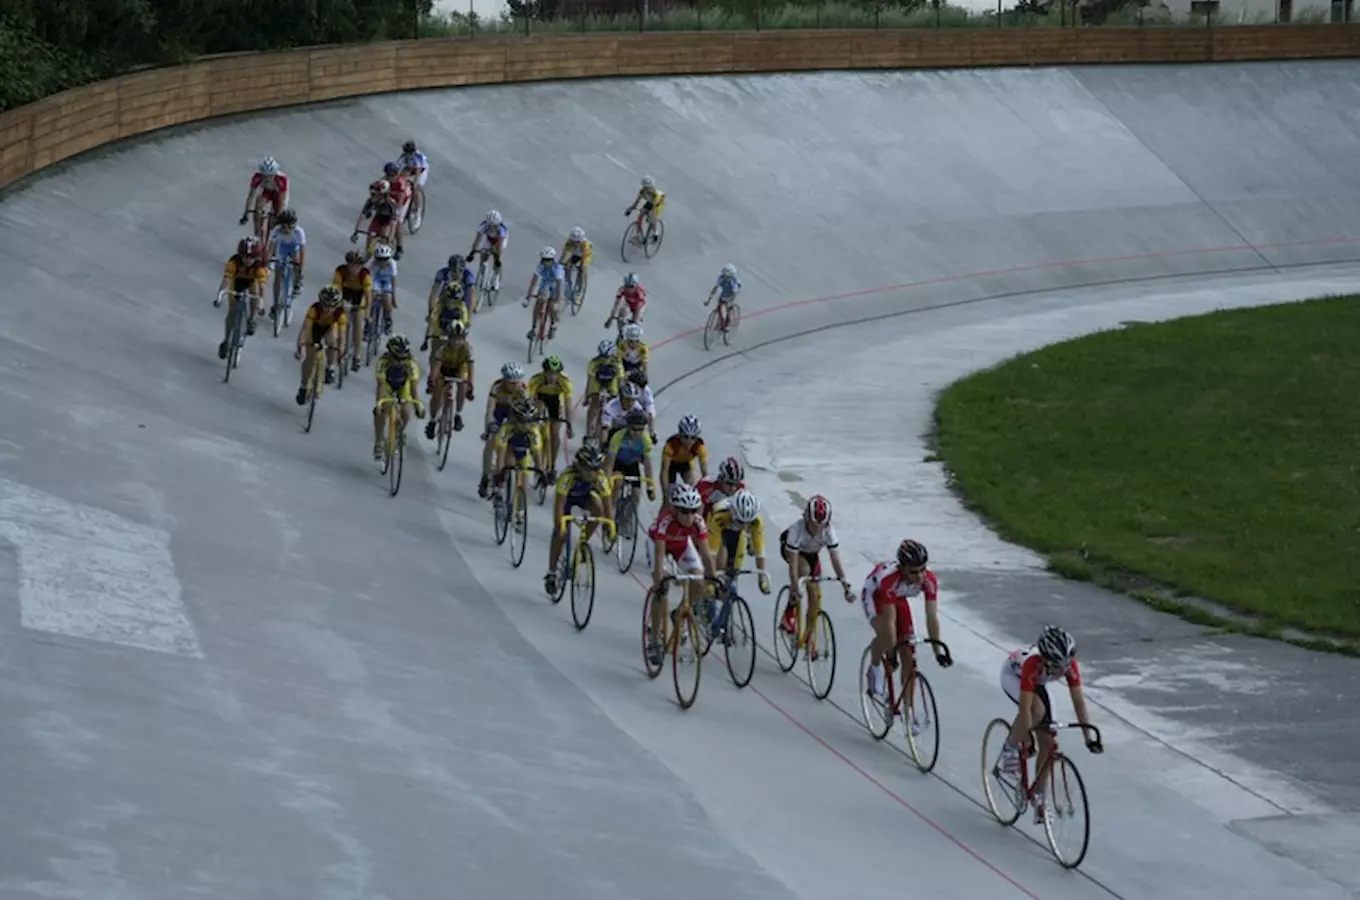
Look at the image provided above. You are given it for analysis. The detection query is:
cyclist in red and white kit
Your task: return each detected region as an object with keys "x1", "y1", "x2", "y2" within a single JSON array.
[
  {"x1": 778, "y1": 494, "x2": 855, "y2": 640},
  {"x1": 239, "y1": 157, "x2": 290, "y2": 240},
  {"x1": 605, "y1": 272, "x2": 646, "y2": 331},
  {"x1": 694, "y1": 455, "x2": 744, "y2": 513},
  {"x1": 861, "y1": 539, "x2": 952, "y2": 703},
  {"x1": 999, "y1": 626, "x2": 1102, "y2": 819},
  {"x1": 381, "y1": 161, "x2": 411, "y2": 259},
  {"x1": 645, "y1": 483, "x2": 718, "y2": 667}
]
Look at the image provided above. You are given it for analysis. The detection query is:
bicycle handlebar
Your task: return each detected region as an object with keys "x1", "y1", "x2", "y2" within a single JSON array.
[
  {"x1": 1037, "y1": 722, "x2": 1103, "y2": 747},
  {"x1": 894, "y1": 636, "x2": 953, "y2": 666},
  {"x1": 611, "y1": 474, "x2": 657, "y2": 486},
  {"x1": 558, "y1": 514, "x2": 616, "y2": 540}
]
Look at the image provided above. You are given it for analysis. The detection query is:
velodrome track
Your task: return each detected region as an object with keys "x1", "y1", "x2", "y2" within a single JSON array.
[{"x1": 2, "y1": 59, "x2": 1360, "y2": 899}]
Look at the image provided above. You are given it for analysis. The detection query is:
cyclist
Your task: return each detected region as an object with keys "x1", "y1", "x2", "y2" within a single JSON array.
[
  {"x1": 625, "y1": 368, "x2": 657, "y2": 440},
  {"x1": 381, "y1": 161, "x2": 411, "y2": 259},
  {"x1": 660, "y1": 416, "x2": 708, "y2": 488},
  {"x1": 491, "y1": 395, "x2": 548, "y2": 496},
  {"x1": 424, "y1": 282, "x2": 471, "y2": 391},
  {"x1": 397, "y1": 140, "x2": 429, "y2": 222},
  {"x1": 426, "y1": 320, "x2": 475, "y2": 438},
  {"x1": 468, "y1": 209, "x2": 508, "y2": 294},
  {"x1": 606, "y1": 272, "x2": 646, "y2": 332},
  {"x1": 266, "y1": 208, "x2": 307, "y2": 319},
  {"x1": 527, "y1": 356, "x2": 574, "y2": 481},
  {"x1": 777, "y1": 494, "x2": 855, "y2": 644},
  {"x1": 332, "y1": 250, "x2": 373, "y2": 373},
  {"x1": 706, "y1": 489, "x2": 773, "y2": 624},
  {"x1": 294, "y1": 286, "x2": 347, "y2": 404},
  {"x1": 1000, "y1": 626, "x2": 1103, "y2": 823},
  {"x1": 861, "y1": 539, "x2": 952, "y2": 711},
  {"x1": 352, "y1": 180, "x2": 399, "y2": 253},
  {"x1": 369, "y1": 242, "x2": 398, "y2": 336},
  {"x1": 428, "y1": 254, "x2": 476, "y2": 328},
  {"x1": 585, "y1": 339, "x2": 623, "y2": 439},
  {"x1": 239, "y1": 157, "x2": 289, "y2": 239},
  {"x1": 546, "y1": 444, "x2": 613, "y2": 597},
  {"x1": 216, "y1": 236, "x2": 268, "y2": 358},
  {"x1": 604, "y1": 409, "x2": 657, "y2": 511},
  {"x1": 561, "y1": 226, "x2": 593, "y2": 300},
  {"x1": 705, "y1": 264, "x2": 741, "y2": 331},
  {"x1": 479, "y1": 362, "x2": 530, "y2": 499},
  {"x1": 696, "y1": 455, "x2": 745, "y2": 514},
  {"x1": 600, "y1": 381, "x2": 647, "y2": 445},
  {"x1": 617, "y1": 322, "x2": 649, "y2": 381},
  {"x1": 523, "y1": 246, "x2": 565, "y2": 342},
  {"x1": 645, "y1": 483, "x2": 717, "y2": 668},
  {"x1": 373, "y1": 334, "x2": 425, "y2": 461},
  {"x1": 625, "y1": 175, "x2": 666, "y2": 242}
]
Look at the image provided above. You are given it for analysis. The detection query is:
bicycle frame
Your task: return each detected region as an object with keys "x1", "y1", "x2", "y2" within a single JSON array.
[
  {"x1": 874, "y1": 636, "x2": 953, "y2": 719},
  {"x1": 1017, "y1": 722, "x2": 1102, "y2": 801},
  {"x1": 782, "y1": 575, "x2": 846, "y2": 645}
]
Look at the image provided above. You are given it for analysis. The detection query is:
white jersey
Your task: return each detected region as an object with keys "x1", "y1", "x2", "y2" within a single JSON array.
[
  {"x1": 781, "y1": 518, "x2": 838, "y2": 554},
  {"x1": 268, "y1": 224, "x2": 307, "y2": 256},
  {"x1": 601, "y1": 396, "x2": 652, "y2": 430}
]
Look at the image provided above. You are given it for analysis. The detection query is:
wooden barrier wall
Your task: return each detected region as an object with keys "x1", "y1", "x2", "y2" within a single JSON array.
[{"x1": 3, "y1": 26, "x2": 1360, "y2": 190}]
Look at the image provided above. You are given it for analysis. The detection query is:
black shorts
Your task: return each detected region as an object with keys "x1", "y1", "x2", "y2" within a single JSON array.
[
  {"x1": 665, "y1": 460, "x2": 693, "y2": 485},
  {"x1": 310, "y1": 323, "x2": 334, "y2": 346},
  {"x1": 615, "y1": 459, "x2": 641, "y2": 478},
  {"x1": 779, "y1": 529, "x2": 823, "y2": 578},
  {"x1": 1006, "y1": 682, "x2": 1054, "y2": 728},
  {"x1": 342, "y1": 288, "x2": 364, "y2": 308},
  {"x1": 440, "y1": 365, "x2": 464, "y2": 381},
  {"x1": 537, "y1": 393, "x2": 562, "y2": 421}
]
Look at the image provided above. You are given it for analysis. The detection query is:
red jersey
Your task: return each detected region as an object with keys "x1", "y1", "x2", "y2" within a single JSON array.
[
  {"x1": 616, "y1": 285, "x2": 646, "y2": 312},
  {"x1": 1006, "y1": 647, "x2": 1082, "y2": 692},
  {"x1": 860, "y1": 560, "x2": 939, "y2": 635},
  {"x1": 250, "y1": 172, "x2": 289, "y2": 198},
  {"x1": 648, "y1": 508, "x2": 707, "y2": 560},
  {"x1": 388, "y1": 175, "x2": 412, "y2": 206},
  {"x1": 696, "y1": 478, "x2": 743, "y2": 516}
]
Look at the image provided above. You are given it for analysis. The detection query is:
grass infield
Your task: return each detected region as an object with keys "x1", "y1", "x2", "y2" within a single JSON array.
[{"x1": 933, "y1": 296, "x2": 1360, "y2": 641}]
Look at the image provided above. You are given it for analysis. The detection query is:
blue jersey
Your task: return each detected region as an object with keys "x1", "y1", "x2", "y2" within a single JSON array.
[
  {"x1": 478, "y1": 220, "x2": 508, "y2": 241},
  {"x1": 535, "y1": 261, "x2": 565, "y2": 289},
  {"x1": 715, "y1": 274, "x2": 741, "y2": 300},
  {"x1": 434, "y1": 266, "x2": 477, "y2": 293},
  {"x1": 269, "y1": 224, "x2": 307, "y2": 259},
  {"x1": 372, "y1": 259, "x2": 398, "y2": 290}
]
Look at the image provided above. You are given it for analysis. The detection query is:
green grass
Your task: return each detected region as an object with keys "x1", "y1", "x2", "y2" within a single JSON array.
[{"x1": 933, "y1": 296, "x2": 1360, "y2": 642}]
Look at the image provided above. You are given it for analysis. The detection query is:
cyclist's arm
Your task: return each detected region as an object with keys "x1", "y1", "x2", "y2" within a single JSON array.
[
  {"x1": 469, "y1": 231, "x2": 483, "y2": 256},
  {"x1": 526, "y1": 272, "x2": 540, "y2": 299},
  {"x1": 241, "y1": 183, "x2": 258, "y2": 217},
  {"x1": 641, "y1": 436, "x2": 656, "y2": 482},
  {"x1": 465, "y1": 358, "x2": 476, "y2": 392},
  {"x1": 552, "y1": 489, "x2": 568, "y2": 532},
  {"x1": 695, "y1": 529, "x2": 718, "y2": 578},
  {"x1": 924, "y1": 596, "x2": 942, "y2": 647},
  {"x1": 219, "y1": 260, "x2": 235, "y2": 293},
  {"x1": 751, "y1": 517, "x2": 767, "y2": 571},
  {"x1": 658, "y1": 449, "x2": 673, "y2": 487},
  {"x1": 827, "y1": 547, "x2": 850, "y2": 584},
  {"x1": 583, "y1": 241, "x2": 593, "y2": 267},
  {"x1": 296, "y1": 308, "x2": 315, "y2": 352},
  {"x1": 362, "y1": 273, "x2": 373, "y2": 302},
  {"x1": 559, "y1": 380, "x2": 574, "y2": 428},
  {"x1": 251, "y1": 266, "x2": 268, "y2": 299},
  {"x1": 353, "y1": 206, "x2": 370, "y2": 234}
]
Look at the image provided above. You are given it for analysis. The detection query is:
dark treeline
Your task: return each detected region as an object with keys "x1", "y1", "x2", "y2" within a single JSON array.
[{"x1": 1, "y1": 0, "x2": 433, "y2": 112}]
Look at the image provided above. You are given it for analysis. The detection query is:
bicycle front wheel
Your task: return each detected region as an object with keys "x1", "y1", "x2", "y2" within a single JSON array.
[
  {"x1": 980, "y1": 718, "x2": 1024, "y2": 827},
  {"x1": 903, "y1": 671, "x2": 941, "y2": 773},
  {"x1": 509, "y1": 482, "x2": 528, "y2": 568},
  {"x1": 570, "y1": 542, "x2": 595, "y2": 631},
  {"x1": 641, "y1": 587, "x2": 663, "y2": 679},
  {"x1": 859, "y1": 646, "x2": 893, "y2": 740},
  {"x1": 806, "y1": 608, "x2": 837, "y2": 700},
  {"x1": 437, "y1": 406, "x2": 453, "y2": 471},
  {"x1": 772, "y1": 587, "x2": 799, "y2": 673},
  {"x1": 703, "y1": 307, "x2": 720, "y2": 353},
  {"x1": 672, "y1": 607, "x2": 701, "y2": 710},
  {"x1": 723, "y1": 596, "x2": 756, "y2": 689},
  {"x1": 620, "y1": 221, "x2": 641, "y2": 263},
  {"x1": 644, "y1": 219, "x2": 664, "y2": 258},
  {"x1": 550, "y1": 528, "x2": 571, "y2": 606},
  {"x1": 615, "y1": 495, "x2": 638, "y2": 573},
  {"x1": 1043, "y1": 754, "x2": 1091, "y2": 869},
  {"x1": 304, "y1": 376, "x2": 320, "y2": 434},
  {"x1": 493, "y1": 477, "x2": 512, "y2": 546},
  {"x1": 387, "y1": 429, "x2": 404, "y2": 497}
]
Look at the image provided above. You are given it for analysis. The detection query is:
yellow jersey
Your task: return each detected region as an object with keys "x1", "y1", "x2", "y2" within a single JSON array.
[
  {"x1": 333, "y1": 264, "x2": 373, "y2": 294},
  {"x1": 618, "y1": 340, "x2": 648, "y2": 370},
  {"x1": 302, "y1": 301, "x2": 347, "y2": 330},
  {"x1": 428, "y1": 298, "x2": 470, "y2": 337},
  {"x1": 436, "y1": 338, "x2": 474, "y2": 374},
  {"x1": 489, "y1": 378, "x2": 528, "y2": 408},
  {"x1": 561, "y1": 239, "x2": 594, "y2": 267},
  {"x1": 224, "y1": 254, "x2": 268, "y2": 292},
  {"x1": 376, "y1": 354, "x2": 420, "y2": 401},
  {"x1": 663, "y1": 435, "x2": 707, "y2": 467},
  {"x1": 634, "y1": 187, "x2": 666, "y2": 210},
  {"x1": 706, "y1": 507, "x2": 766, "y2": 559},
  {"x1": 586, "y1": 355, "x2": 623, "y2": 395},
  {"x1": 495, "y1": 419, "x2": 542, "y2": 461},
  {"x1": 528, "y1": 372, "x2": 573, "y2": 399},
  {"x1": 555, "y1": 467, "x2": 610, "y2": 502}
]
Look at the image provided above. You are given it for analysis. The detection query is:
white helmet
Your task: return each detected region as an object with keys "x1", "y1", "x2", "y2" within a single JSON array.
[
  {"x1": 258, "y1": 156, "x2": 279, "y2": 174},
  {"x1": 640, "y1": 175, "x2": 656, "y2": 189},
  {"x1": 486, "y1": 209, "x2": 502, "y2": 226},
  {"x1": 373, "y1": 242, "x2": 394, "y2": 260},
  {"x1": 569, "y1": 226, "x2": 586, "y2": 242},
  {"x1": 1037, "y1": 626, "x2": 1076, "y2": 667},
  {"x1": 670, "y1": 483, "x2": 702, "y2": 511},
  {"x1": 677, "y1": 415, "x2": 701, "y2": 437},
  {"x1": 728, "y1": 490, "x2": 759, "y2": 525},
  {"x1": 597, "y1": 339, "x2": 616, "y2": 357},
  {"x1": 620, "y1": 382, "x2": 641, "y2": 399},
  {"x1": 623, "y1": 272, "x2": 639, "y2": 288},
  {"x1": 540, "y1": 246, "x2": 557, "y2": 260},
  {"x1": 721, "y1": 264, "x2": 737, "y2": 279},
  {"x1": 622, "y1": 323, "x2": 643, "y2": 342},
  {"x1": 501, "y1": 362, "x2": 524, "y2": 381}
]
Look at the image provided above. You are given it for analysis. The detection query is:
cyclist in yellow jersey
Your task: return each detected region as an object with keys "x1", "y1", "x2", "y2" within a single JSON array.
[
  {"x1": 625, "y1": 175, "x2": 666, "y2": 237},
  {"x1": 547, "y1": 443, "x2": 613, "y2": 596},
  {"x1": 424, "y1": 281, "x2": 471, "y2": 391},
  {"x1": 425, "y1": 319, "x2": 475, "y2": 438},
  {"x1": 617, "y1": 322, "x2": 649, "y2": 381},
  {"x1": 373, "y1": 334, "x2": 425, "y2": 460},
  {"x1": 294, "y1": 285, "x2": 348, "y2": 405},
  {"x1": 527, "y1": 355, "x2": 575, "y2": 481},
  {"x1": 707, "y1": 489, "x2": 772, "y2": 595},
  {"x1": 561, "y1": 225, "x2": 594, "y2": 270},
  {"x1": 585, "y1": 338, "x2": 624, "y2": 438},
  {"x1": 479, "y1": 361, "x2": 530, "y2": 498},
  {"x1": 492, "y1": 396, "x2": 547, "y2": 494},
  {"x1": 660, "y1": 414, "x2": 708, "y2": 487}
]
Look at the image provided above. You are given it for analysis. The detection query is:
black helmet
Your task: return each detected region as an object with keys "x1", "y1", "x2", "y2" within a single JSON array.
[
  {"x1": 896, "y1": 539, "x2": 928, "y2": 569},
  {"x1": 277, "y1": 208, "x2": 298, "y2": 226},
  {"x1": 625, "y1": 410, "x2": 648, "y2": 428},
  {"x1": 402, "y1": 140, "x2": 417, "y2": 154}
]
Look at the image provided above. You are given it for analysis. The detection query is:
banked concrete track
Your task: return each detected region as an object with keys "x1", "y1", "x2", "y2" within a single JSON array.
[{"x1": 2, "y1": 60, "x2": 1360, "y2": 899}]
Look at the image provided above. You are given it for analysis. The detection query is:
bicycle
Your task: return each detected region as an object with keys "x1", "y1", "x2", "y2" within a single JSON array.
[
  {"x1": 404, "y1": 191, "x2": 424, "y2": 236},
  {"x1": 301, "y1": 340, "x2": 332, "y2": 434},
  {"x1": 552, "y1": 512, "x2": 616, "y2": 631},
  {"x1": 216, "y1": 288, "x2": 253, "y2": 383},
  {"x1": 525, "y1": 291, "x2": 555, "y2": 363},
  {"x1": 859, "y1": 636, "x2": 953, "y2": 773},
  {"x1": 707, "y1": 568, "x2": 758, "y2": 689},
  {"x1": 532, "y1": 419, "x2": 567, "y2": 507},
  {"x1": 641, "y1": 572, "x2": 724, "y2": 710},
  {"x1": 981, "y1": 720, "x2": 1104, "y2": 869},
  {"x1": 363, "y1": 299, "x2": 389, "y2": 369},
  {"x1": 375, "y1": 396, "x2": 411, "y2": 498},
  {"x1": 620, "y1": 210, "x2": 664, "y2": 263},
  {"x1": 609, "y1": 473, "x2": 655, "y2": 574},
  {"x1": 772, "y1": 575, "x2": 844, "y2": 700},
  {"x1": 473, "y1": 248, "x2": 498, "y2": 311},
  {"x1": 564, "y1": 259, "x2": 588, "y2": 316},
  {"x1": 492, "y1": 464, "x2": 542, "y2": 568},
  {"x1": 703, "y1": 299, "x2": 741, "y2": 351},
  {"x1": 269, "y1": 255, "x2": 300, "y2": 337},
  {"x1": 432, "y1": 377, "x2": 466, "y2": 472}
]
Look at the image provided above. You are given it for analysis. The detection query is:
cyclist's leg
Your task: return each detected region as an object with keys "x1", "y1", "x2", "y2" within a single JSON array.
[
  {"x1": 222, "y1": 291, "x2": 239, "y2": 348},
  {"x1": 299, "y1": 332, "x2": 318, "y2": 394},
  {"x1": 427, "y1": 368, "x2": 449, "y2": 438},
  {"x1": 805, "y1": 552, "x2": 825, "y2": 637},
  {"x1": 372, "y1": 391, "x2": 389, "y2": 456}
]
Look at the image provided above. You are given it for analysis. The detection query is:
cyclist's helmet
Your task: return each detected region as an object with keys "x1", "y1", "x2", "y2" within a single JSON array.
[
  {"x1": 576, "y1": 444, "x2": 605, "y2": 469},
  {"x1": 440, "y1": 282, "x2": 465, "y2": 303},
  {"x1": 804, "y1": 494, "x2": 832, "y2": 527},
  {"x1": 569, "y1": 226, "x2": 586, "y2": 242},
  {"x1": 402, "y1": 140, "x2": 417, "y2": 154},
  {"x1": 625, "y1": 410, "x2": 648, "y2": 429},
  {"x1": 373, "y1": 242, "x2": 394, "y2": 260},
  {"x1": 501, "y1": 362, "x2": 525, "y2": 381},
  {"x1": 729, "y1": 489, "x2": 760, "y2": 525},
  {"x1": 319, "y1": 285, "x2": 343, "y2": 307},
  {"x1": 540, "y1": 246, "x2": 557, "y2": 261},
  {"x1": 622, "y1": 323, "x2": 643, "y2": 342},
  {"x1": 721, "y1": 263, "x2": 737, "y2": 279},
  {"x1": 486, "y1": 209, "x2": 502, "y2": 226},
  {"x1": 543, "y1": 355, "x2": 564, "y2": 374},
  {"x1": 446, "y1": 320, "x2": 467, "y2": 338},
  {"x1": 641, "y1": 175, "x2": 656, "y2": 189},
  {"x1": 628, "y1": 369, "x2": 648, "y2": 388},
  {"x1": 896, "y1": 539, "x2": 929, "y2": 570},
  {"x1": 717, "y1": 455, "x2": 744, "y2": 484},
  {"x1": 670, "y1": 483, "x2": 702, "y2": 511},
  {"x1": 1036, "y1": 626, "x2": 1076, "y2": 668},
  {"x1": 237, "y1": 236, "x2": 261, "y2": 256},
  {"x1": 386, "y1": 334, "x2": 412, "y2": 358},
  {"x1": 344, "y1": 249, "x2": 364, "y2": 265},
  {"x1": 383, "y1": 161, "x2": 400, "y2": 177},
  {"x1": 677, "y1": 415, "x2": 701, "y2": 438},
  {"x1": 258, "y1": 156, "x2": 279, "y2": 174},
  {"x1": 597, "y1": 339, "x2": 616, "y2": 357},
  {"x1": 512, "y1": 396, "x2": 538, "y2": 421},
  {"x1": 277, "y1": 208, "x2": 298, "y2": 226},
  {"x1": 623, "y1": 272, "x2": 639, "y2": 288},
  {"x1": 619, "y1": 381, "x2": 641, "y2": 400},
  {"x1": 374, "y1": 179, "x2": 391, "y2": 195},
  {"x1": 448, "y1": 254, "x2": 466, "y2": 272}
]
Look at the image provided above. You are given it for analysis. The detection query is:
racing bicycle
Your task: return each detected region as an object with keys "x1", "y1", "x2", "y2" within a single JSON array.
[
  {"x1": 216, "y1": 288, "x2": 253, "y2": 383},
  {"x1": 859, "y1": 636, "x2": 953, "y2": 773},
  {"x1": 551, "y1": 512, "x2": 616, "y2": 631},
  {"x1": 773, "y1": 575, "x2": 845, "y2": 700},
  {"x1": 269, "y1": 254, "x2": 301, "y2": 336},
  {"x1": 492, "y1": 463, "x2": 541, "y2": 568},
  {"x1": 375, "y1": 395, "x2": 412, "y2": 497},
  {"x1": 610, "y1": 473, "x2": 655, "y2": 573},
  {"x1": 642, "y1": 572, "x2": 725, "y2": 710},
  {"x1": 432, "y1": 376, "x2": 467, "y2": 472},
  {"x1": 703, "y1": 298, "x2": 741, "y2": 351},
  {"x1": 621, "y1": 210, "x2": 664, "y2": 263},
  {"x1": 525, "y1": 291, "x2": 556, "y2": 363},
  {"x1": 981, "y1": 720, "x2": 1104, "y2": 869},
  {"x1": 706, "y1": 568, "x2": 758, "y2": 689},
  {"x1": 473, "y1": 248, "x2": 499, "y2": 311},
  {"x1": 564, "y1": 258, "x2": 588, "y2": 315},
  {"x1": 300, "y1": 340, "x2": 334, "y2": 434}
]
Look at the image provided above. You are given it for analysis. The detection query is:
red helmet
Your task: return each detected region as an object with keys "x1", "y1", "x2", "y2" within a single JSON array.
[{"x1": 804, "y1": 494, "x2": 832, "y2": 527}]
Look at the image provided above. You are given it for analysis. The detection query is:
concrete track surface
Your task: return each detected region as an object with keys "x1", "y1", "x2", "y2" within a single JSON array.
[{"x1": 2, "y1": 59, "x2": 1360, "y2": 899}]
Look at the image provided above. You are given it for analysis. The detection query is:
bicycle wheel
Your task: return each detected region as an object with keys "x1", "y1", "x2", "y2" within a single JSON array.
[
  {"x1": 620, "y1": 221, "x2": 642, "y2": 263},
  {"x1": 644, "y1": 219, "x2": 664, "y2": 258},
  {"x1": 436, "y1": 404, "x2": 453, "y2": 471},
  {"x1": 694, "y1": 592, "x2": 717, "y2": 660},
  {"x1": 806, "y1": 608, "x2": 837, "y2": 700},
  {"x1": 981, "y1": 718, "x2": 1024, "y2": 826},
  {"x1": 859, "y1": 646, "x2": 893, "y2": 741},
  {"x1": 672, "y1": 606, "x2": 701, "y2": 710},
  {"x1": 570, "y1": 267, "x2": 588, "y2": 315},
  {"x1": 615, "y1": 495, "x2": 638, "y2": 573},
  {"x1": 724, "y1": 302, "x2": 741, "y2": 345},
  {"x1": 723, "y1": 596, "x2": 756, "y2": 689},
  {"x1": 224, "y1": 305, "x2": 242, "y2": 383},
  {"x1": 336, "y1": 350, "x2": 347, "y2": 390},
  {"x1": 509, "y1": 482, "x2": 528, "y2": 568},
  {"x1": 903, "y1": 671, "x2": 941, "y2": 773},
  {"x1": 1042, "y1": 754, "x2": 1091, "y2": 869},
  {"x1": 641, "y1": 587, "x2": 663, "y2": 679},
  {"x1": 406, "y1": 195, "x2": 423, "y2": 235},
  {"x1": 550, "y1": 526, "x2": 571, "y2": 605},
  {"x1": 570, "y1": 542, "x2": 595, "y2": 631},
  {"x1": 304, "y1": 373, "x2": 320, "y2": 434},
  {"x1": 272, "y1": 291, "x2": 284, "y2": 337},
  {"x1": 493, "y1": 475, "x2": 512, "y2": 546},
  {"x1": 388, "y1": 429, "x2": 404, "y2": 497},
  {"x1": 772, "y1": 586, "x2": 799, "y2": 673}
]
